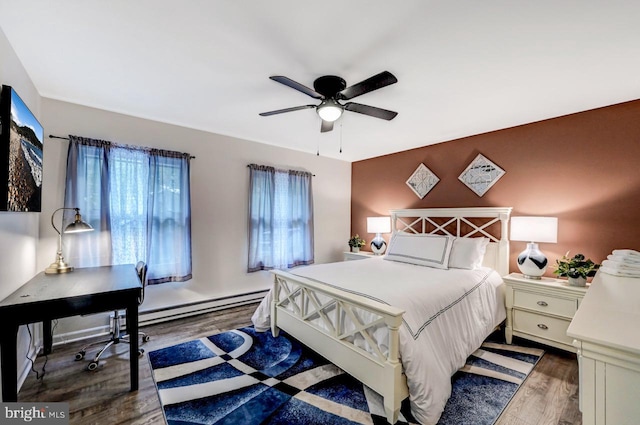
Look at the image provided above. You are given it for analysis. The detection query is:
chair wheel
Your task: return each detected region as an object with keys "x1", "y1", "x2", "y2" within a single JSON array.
[
  {"x1": 138, "y1": 349, "x2": 145, "y2": 357},
  {"x1": 143, "y1": 335, "x2": 151, "y2": 342},
  {"x1": 75, "y1": 351, "x2": 85, "y2": 361},
  {"x1": 87, "y1": 361, "x2": 99, "y2": 371}
]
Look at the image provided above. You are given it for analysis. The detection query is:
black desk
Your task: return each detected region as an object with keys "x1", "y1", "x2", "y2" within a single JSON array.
[{"x1": 0, "y1": 264, "x2": 142, "y2": 402}]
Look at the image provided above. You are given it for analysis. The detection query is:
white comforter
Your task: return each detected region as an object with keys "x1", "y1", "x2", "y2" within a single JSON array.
[{"x1": 251, "y1": 257, "x2": 506, "y2": 425}]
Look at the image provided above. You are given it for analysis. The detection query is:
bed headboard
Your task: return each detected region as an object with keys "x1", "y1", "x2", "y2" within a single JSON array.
[{"x1": 389, "y1": 207, "x2": 512, "y2": 276}]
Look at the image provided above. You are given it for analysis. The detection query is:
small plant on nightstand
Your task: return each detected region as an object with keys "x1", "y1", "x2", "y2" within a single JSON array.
[
  {"x1": 348, "y1": 234, "x2": 366, "y2": 252},
  {"x1": 554, "y1": 252, "x2": 600, "y2": 286}
]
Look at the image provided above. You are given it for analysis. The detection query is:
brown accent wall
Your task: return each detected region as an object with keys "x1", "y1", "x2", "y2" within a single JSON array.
[{"x1": 351, "y1": 99, "x2": 640, "y2": 276}]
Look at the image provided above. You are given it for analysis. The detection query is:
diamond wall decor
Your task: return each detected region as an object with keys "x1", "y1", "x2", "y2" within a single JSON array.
[
  {"x1": 406, "y1": 163, "x2": 440, "y2": 199},
  {"x1": 458, "y1": 154, "x2": 505, "y2": 197}
]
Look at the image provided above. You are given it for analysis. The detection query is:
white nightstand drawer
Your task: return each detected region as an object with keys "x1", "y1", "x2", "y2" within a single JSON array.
[
  {"x1": 513, "y1": 310, "x2": 573, "y2": 347},
  {"x1": 513, "y1": 290, "x2": 577, "y2": 318}
]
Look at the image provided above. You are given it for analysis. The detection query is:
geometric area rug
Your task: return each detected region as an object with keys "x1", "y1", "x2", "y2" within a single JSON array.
[{"x1": 148, "y1": 327, "x2": 543, "y2": 425}]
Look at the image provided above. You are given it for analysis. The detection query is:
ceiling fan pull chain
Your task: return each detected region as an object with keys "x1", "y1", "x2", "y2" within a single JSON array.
[{"x1": 339, "y1": 117, "x2": 343, "y2": 153}]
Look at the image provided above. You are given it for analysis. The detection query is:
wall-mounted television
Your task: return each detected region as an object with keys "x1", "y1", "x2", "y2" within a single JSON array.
[{"x1": 0, "y1": 85, "x2": 44, "y2": 212}]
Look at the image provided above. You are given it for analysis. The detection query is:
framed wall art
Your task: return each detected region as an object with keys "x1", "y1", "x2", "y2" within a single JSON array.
[
  {"x1": 0, "y1": 85, "x2": 44, "y2": 212},
  {"x1": 406, "y1": 163, "x2": 439, "y2": 199},
  {"x1": 458, "y1": 154, "x2": 505, "y2": 197}
]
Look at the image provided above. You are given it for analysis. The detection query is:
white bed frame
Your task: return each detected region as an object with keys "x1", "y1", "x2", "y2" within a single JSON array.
[{"x1": 270, "y1": 207, "x2": 512, "y2": 423}]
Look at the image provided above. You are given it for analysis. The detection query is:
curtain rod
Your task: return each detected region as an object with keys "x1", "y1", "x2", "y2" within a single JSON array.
[
  {"x1": 48, "y1": 134, "x2": 196, "y2": 159},
  {"x1": 247, "y1": 164, "x2": 315, "y2": 177}
]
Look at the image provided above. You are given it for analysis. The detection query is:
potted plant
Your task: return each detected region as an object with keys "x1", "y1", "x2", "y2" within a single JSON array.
[
  {"x1": 348, "y1": 234, "x2": 366, "y2": 252},
  {"x1": 553, "y1": 252, "x2": 600, "y2": 287}
]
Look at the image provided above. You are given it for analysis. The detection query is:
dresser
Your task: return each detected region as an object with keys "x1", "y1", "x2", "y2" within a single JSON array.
[
  {"x1": 503, "y1": 272, "x2": 587, "y2": 352},
  {"x1": 566, "y1": 271, "x2": 640, "y2": 425}
]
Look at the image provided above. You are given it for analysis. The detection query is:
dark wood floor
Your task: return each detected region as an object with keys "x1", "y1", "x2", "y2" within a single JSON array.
[{"x1": 19, "y1": 303, "x2": 581, "y2": 425}]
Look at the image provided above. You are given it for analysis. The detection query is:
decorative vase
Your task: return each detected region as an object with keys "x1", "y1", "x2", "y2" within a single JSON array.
[
  {"x1": 370, "y1": 234, "x2": 387, "y2": 255},
  {"x1": 568, "y1": 276, "x2": 587, "y2": 287},
  {"x1": 351, "y1": 246, "x2": 360, "y2": 253},
  {"x1": 516, "y1": 242, "x2": 547, "y2": 279}
]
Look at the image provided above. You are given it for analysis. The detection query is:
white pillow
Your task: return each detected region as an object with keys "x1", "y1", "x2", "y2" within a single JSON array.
[
  {"x1": 384, "y1": 233, "x2": 453, "y2": 269},
  {"x1": 448, "y1": 237, "x2": 489, "y2": 270}
]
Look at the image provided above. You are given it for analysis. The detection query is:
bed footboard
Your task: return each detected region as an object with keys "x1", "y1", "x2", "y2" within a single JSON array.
[{"x1": 270, "y1": 270, "x2": 409, "y2": 424}]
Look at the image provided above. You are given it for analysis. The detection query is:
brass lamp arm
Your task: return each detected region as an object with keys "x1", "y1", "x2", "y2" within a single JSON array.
[
  {"x1": 50, "y1": 207, "x2": 80, "y2": 236},
  {"x1": 45, "y1": 207, "x2": 92, "y2": 275}
]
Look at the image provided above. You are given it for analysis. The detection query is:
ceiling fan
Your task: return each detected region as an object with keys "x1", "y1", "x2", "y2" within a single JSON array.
[{"x1": 259, "y1": 71, "x2": 398, "y2": 133}]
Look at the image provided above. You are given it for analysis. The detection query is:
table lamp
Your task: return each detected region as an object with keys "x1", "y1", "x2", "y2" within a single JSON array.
[
  {"x1": 510, "y1": 216, "x2": 558, "y2": 279},
  {"x1": 367, "y1": 216, "x2": 391, "y2": 255},
  {"x1": 45, "y1": 207, "x2": 94, "y2": 274}
]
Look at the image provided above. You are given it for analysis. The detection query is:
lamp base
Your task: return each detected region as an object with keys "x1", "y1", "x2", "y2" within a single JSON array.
[
  {"x1": 516, "y1": 242, "x2": 547, "y2": 279},
  {"x1": 45, "y1": 252, "x2": 74, "y2": 274},
  {"x1": 45, "y1": 262, "x2": 74, "y2": 274},
  {"x1": 371, "y1": 234, "x2": 387, "y2": 255}
]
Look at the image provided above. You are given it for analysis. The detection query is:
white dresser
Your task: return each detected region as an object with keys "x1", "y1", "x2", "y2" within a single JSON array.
[{"x1": 567, "y1": 271, "x2": 640, "y2": 425}]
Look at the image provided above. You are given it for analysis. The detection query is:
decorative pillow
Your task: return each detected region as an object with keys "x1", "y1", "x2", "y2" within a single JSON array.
[
  {"x1": 384, "y1": 233, "x2": 453, "y2": 269},
  {"x1": 448, "y1": 237, "x2": 489, "y2": 270}
]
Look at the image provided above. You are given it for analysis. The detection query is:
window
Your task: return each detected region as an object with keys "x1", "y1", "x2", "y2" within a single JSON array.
[
  {"x1": 247, "y1": 164, "x2": 314, "y2": 272},
  {"x1": 64, "y1": 136, "x2": 192, "y2": 284}
]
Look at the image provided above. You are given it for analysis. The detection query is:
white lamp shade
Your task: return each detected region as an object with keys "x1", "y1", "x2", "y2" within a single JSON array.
[
  {"x1": 367, "y1": 216, "x2": 391, "y2": 234},
  {"x1": 510, "y1": 217, "x2": 558, "y2": 243}
]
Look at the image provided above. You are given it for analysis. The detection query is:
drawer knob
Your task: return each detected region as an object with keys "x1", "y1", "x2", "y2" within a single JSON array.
[
  {"x1": 537, "y1": 301, "x2": 548, "y2": 307},
  {"x1": 537, "y1": 323, "x2": 549, "y2": 330}
]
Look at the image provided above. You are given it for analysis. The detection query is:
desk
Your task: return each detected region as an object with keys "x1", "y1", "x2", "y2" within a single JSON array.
[{"x1": 0, "y1": 264, "x2": 142, "y2": 402}]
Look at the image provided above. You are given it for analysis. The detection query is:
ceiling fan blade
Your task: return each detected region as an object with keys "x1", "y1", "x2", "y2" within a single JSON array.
[
  {"x1": 344, "y1": 102, "x2": 398, "y2": 120},
  {"x1": 320, "y1": 120, "x2": 334, "y2": 133},
  {"x1": 259, "y1": 105, "x2": 316, "y2": 116},
  {"x1": 338, "y1": 71, "x2": 398, "y2": 100},
  {"x1": 269, "y1": 76, "x2": 323, "y2": 99}
]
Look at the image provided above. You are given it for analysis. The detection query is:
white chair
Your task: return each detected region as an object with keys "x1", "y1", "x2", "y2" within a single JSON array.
[{"x1": 75, "y1": 261, "x2": 150, "y2": 370}]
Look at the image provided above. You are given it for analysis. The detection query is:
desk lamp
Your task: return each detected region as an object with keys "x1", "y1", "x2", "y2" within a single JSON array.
[
  {"x1": 510, "y1": 216, "x2": 558, "y2": 279},
  {"x1": 45, "y1": 207, "x2": 94, "y2": 274},
  {"x1": 367, "y1": 216, "x2": 391, "y2": 255}
]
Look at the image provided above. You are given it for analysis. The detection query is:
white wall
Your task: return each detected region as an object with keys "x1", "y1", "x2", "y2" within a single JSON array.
[
  {"x1": 0, "y1": 29, "x2": 41, "y2": 296},
  {"x1": 0, "y1": 28, "x2": 43, "y2": 398},
  {"x1": 39, "y1": 98, "x2": 352, "y2": 338}
]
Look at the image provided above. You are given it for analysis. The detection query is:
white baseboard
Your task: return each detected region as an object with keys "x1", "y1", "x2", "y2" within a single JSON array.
[
  {"x1": 138, "y1": 290, "x2": 266, "y2": 326},
  {"x1": 16, "y1": 341, "x2": 42, "y2": 396},
  {"x1": 53, "y1": 325, "x2": 112, "y2": 346}
]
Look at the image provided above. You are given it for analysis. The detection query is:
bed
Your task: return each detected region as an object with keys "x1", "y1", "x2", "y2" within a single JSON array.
[{"x1": 251, "y1": 207, "x2": 512, "y2": 424}]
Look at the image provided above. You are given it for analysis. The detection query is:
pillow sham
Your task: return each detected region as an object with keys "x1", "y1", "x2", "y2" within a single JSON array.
[
  {"x1": 448, "y1": 237, "x2": 489, "y2": 270},
  {"x1": 384, "y1": 233, "x2": 453, "y2": 269}
]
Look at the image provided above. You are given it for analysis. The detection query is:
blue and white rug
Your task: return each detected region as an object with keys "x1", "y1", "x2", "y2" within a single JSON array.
[{"x1": 148, "y1": 327, "x2": 543, "y2": 425}]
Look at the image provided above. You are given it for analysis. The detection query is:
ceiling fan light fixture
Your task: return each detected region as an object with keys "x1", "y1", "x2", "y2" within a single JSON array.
[
  {"x1": 260, "y1": 72, "x2": 398, "y2": 132},
  {"x1": 317, "y1": 100, "x2": 343, "y2": 122}
]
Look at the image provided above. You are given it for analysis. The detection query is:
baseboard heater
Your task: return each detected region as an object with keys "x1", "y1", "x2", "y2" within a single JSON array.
[
  {"x1": 53, "y1": 290, "x2": 268, "y2": 346},
  {"x1": 119, "y1": 289, "x2": 268, "y2": 328}
]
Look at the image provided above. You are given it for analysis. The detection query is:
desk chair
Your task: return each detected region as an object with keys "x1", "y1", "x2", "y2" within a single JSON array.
[{"x1": 75, "y1": 261, "x2": 150, "y2": 370}]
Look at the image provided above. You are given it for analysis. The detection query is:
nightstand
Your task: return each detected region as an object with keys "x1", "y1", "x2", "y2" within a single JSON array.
[
  {"x1": 503, "y1": 272, "x2": 588, "y2": 352},
  {"x1": 343, "y1": 251, "x2": 374, "y2": 261}
]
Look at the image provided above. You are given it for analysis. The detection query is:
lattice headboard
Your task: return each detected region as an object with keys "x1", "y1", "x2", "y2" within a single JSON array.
[{"x1": 389, "y1": 207, "x2": 513, "y2": 276}]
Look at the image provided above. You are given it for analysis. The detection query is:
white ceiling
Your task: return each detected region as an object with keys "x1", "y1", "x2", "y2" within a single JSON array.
[{"x1": 1, "y1": 1, "x2": 639, "y2": 162}]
